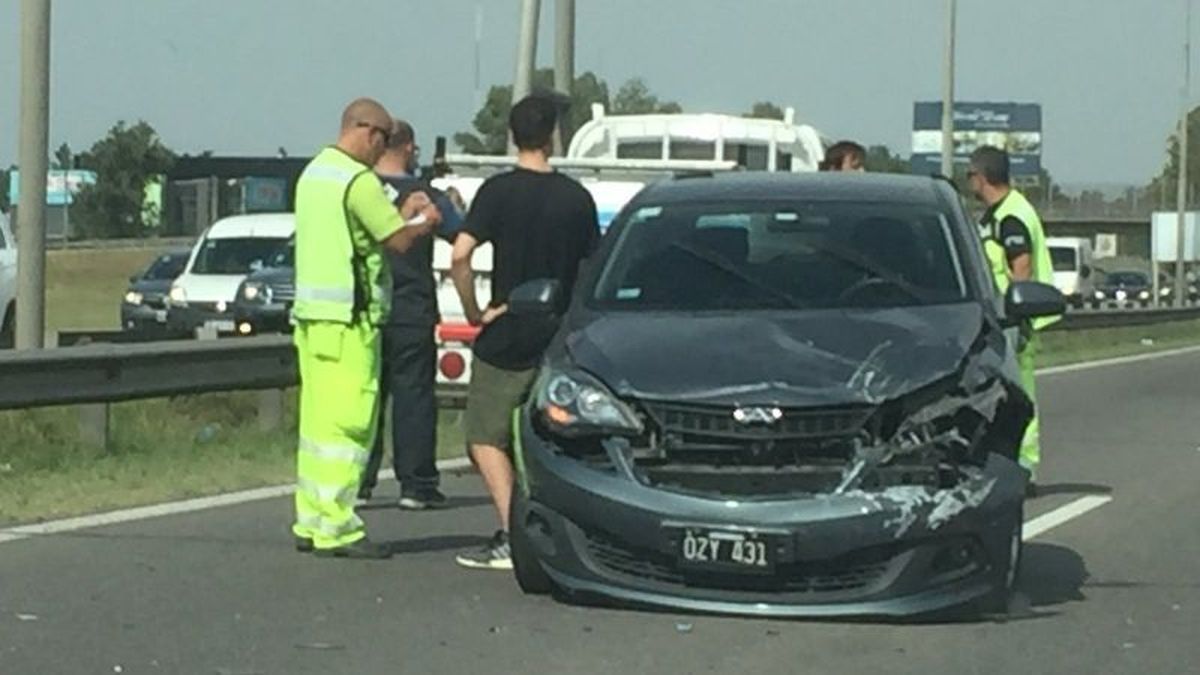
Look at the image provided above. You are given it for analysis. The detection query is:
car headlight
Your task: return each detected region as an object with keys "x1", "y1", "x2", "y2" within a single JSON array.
[
  {"x1": 215, "y1": 300, "x2": 228, "y2": 313},
  {"x1": 534, "y1": 368, "x2": 643, "y2": 437},
  {"x1": 124, "y1": 291, "x2": 144, "y2": 306},
  {"x1": 168, "y1": 285, "x2": 187, "y2": 306},
  {"x1": 241, "y1": 282, "x2": 271, "y2": 303},
  {"x1": 1093, "y1": 290, "x2": 1105, "y2": 300},
  {"x1": 1160, "y1": 286, "x2": 1172, "y2": 296},
  {"x1": 1138, "y1": 290, "x2": 1151, "y2": 301}
]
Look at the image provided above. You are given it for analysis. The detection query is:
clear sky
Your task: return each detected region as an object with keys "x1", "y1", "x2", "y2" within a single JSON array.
[{"x1": 0, "y1": 0, "x2": 1191, "y2": 186}]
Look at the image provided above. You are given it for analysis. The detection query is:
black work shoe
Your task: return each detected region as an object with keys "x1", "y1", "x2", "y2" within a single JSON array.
[
  {"x1": 455, "y1": 530, "x2": 512, "y2": 570},
  {"x1": 313, "y1": 538, "x2": 392, "y2": 560},
  {"x1": 356, "y1": 486, "x2": 374, "y2": 505},
  {"x1": 398, "y1": 487, "x2": 448, "y2": 510},
  {"x1": 295, "y1": 536, "x2": 314, "y2": 553}
]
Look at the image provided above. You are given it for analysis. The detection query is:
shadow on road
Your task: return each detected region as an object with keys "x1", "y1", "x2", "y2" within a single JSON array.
[
  {"x1": 358, "y1": 495, "x2": 493, "y2": 512},
  {"x1": 1033, "y1": 482, "x2": 1113, "y2": 498},
  {"x1": 1018, "y1": 542, "x2": 1089, "y2": 608},
  {"x1": 386, "y1": 534, "x2": 489, "y2": 555}
]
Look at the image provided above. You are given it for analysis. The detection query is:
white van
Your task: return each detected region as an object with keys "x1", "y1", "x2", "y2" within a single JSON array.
[
  {"x1": 168, "y1": 213, "x2": 294, "y2": 336},
  {"x1": 1046, "y1": 236, "x2": 1095, "y2": 308},
  {"x1": 0, "y1": 212, "x2": 16, "y2": 343}
]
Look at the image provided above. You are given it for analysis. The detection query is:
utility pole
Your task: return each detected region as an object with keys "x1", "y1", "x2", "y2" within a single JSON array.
[
  {"x1": 1175, "y1": 0, "x2": 1193, "y2": 307},
  {"x1": 553, "y1": 0, "x2": 576, "y2": 155},
  {"x1": 940, "y1": 0, "x2": 957, "y2": 178},
  {"x1": 510, "y1": 0, "x2": 541, "y2": 154},
  {"x1": 16, "y1": 0, "x2": 51, "y2": 350}
]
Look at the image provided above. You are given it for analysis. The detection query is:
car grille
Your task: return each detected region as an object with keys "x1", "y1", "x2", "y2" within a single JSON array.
[
  {"x1": 142, "y1": 293, "x2": 167, "y2": 309},
  {"x1": 270, "y1": 281, "x2": 295, "y2": 303},
  {"x1": 632, "y1": 401, "x2": 875, "y2": 497},
  {"x1": 581, "y1": 527, "x2": 894, "y2": 595}
]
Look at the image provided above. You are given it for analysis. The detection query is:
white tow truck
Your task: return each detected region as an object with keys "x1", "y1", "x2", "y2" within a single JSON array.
[{"x1": 427, "y1": 105, "x2": 825, "y2": 388}]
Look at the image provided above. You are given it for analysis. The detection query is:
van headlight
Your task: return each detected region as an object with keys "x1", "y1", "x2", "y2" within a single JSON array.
[
  {"x1": 1139, "y1": 290, "x2": 1152, "y2": 301},
  {"x1": 1160, "y1": 286, "x2": 1172, "y2": 297},
  {"x1": 168, "y1": 285, "x2": 187, "y2": 307},
  {"x1": 1093, "y1": 290, "x2": 1105, "y2": 300},
  {"x1": 124, "y1": 291, "x2": 144, "y2": 306},
  {"x1": 534, "y1": 368, "x2": 643, "y2": 437}
]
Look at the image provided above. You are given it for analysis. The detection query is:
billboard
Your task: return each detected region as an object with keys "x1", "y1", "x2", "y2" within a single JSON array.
[
  {"x1": 7, "y1": 169, "x2": 98, "y2": 206},
  {"x1": 1151, "y1": 212, "x2": 1200, "y2": 263},
  {"x1": 910, "y1": 102, "x2": 1042, "y2": 177}
]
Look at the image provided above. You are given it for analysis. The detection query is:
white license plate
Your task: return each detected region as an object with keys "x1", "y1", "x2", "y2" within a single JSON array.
[
  {"x1": 679, "y1": 528, "x2": 775, "y2": 572},
  {"x1": 205, "y1": 320, "x2": 235, "y2": 332}
]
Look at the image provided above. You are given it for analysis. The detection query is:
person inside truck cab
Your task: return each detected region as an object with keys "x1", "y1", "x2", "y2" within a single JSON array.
[{"x1": 819, "y1": 140, "x2": 866, "y2": 172}]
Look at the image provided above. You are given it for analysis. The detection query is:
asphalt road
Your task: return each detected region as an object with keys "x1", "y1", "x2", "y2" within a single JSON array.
[{"x1": 2, "y1": 351, "x2": 1198, "y2": 674}]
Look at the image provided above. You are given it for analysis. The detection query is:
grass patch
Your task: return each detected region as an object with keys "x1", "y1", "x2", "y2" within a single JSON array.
[
  {"x1": 1039, "y1": 318, "x2": 1200, "y2": 367},
  {"x1": 47, "y1": 247, "x2": 171, "y2": 334},
  {"x1": 0, "y1": 390, "x2": 466, "y2": 526}
]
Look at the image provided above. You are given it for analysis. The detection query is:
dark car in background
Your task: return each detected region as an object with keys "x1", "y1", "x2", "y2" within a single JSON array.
[
  {"x1": 1090, "y1": 270, "x2": 1160, "y2": 308},
  {"x1": 506, "y1": 173, "x2": 1064, "y2": 618},
  {"x1": 232, "y1": 238, "x2": 294, "y2": 335},
  {"x1": 120, "y1": 250, "x2": 190, "y2": 335}
]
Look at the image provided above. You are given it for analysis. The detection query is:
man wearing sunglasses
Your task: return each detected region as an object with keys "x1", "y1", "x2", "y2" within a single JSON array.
[
  {"x1": 291, "y1": 98, "x2": 441, "y2": 559},
  {"x1": 359, "y1": 119, "x2": 464, "y2": 510}
]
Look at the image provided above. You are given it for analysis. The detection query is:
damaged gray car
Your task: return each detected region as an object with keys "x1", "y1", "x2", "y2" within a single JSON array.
[{"x1": 507, "y1": 172, "x2": 1064, "y2": 618}]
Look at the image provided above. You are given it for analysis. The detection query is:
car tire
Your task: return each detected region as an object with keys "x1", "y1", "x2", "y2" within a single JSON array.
[
  {"x1": 509, "y1": 493, "x2": 555, "y2": 595},
  {"x1": 979, "y1": 503, "x2": 1024, "y2": 616}
]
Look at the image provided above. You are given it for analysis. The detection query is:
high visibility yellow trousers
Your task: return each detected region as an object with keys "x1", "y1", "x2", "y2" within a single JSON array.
[
  {"x1": 292, "y1": 320, "x2": 382, "y2": 549},
  {"x1": 1018, "y1": 334, "x2": 1041, "y2": 476}
]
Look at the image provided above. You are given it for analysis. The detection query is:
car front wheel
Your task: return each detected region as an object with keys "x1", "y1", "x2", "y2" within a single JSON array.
[{"x1": 979, "y1": 503, "x2": 1024, "y2": 616}]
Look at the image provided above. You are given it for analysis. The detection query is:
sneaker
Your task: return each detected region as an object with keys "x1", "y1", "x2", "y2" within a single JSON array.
[
  {"x1": 456, "y1": 530, "x2": 513, "y2": 570},
  {"x1": 398, "y1": 487, "x2": 448, "y2": 510},
  {"x1": 295, "y1": 536, "x2": 314, "y2": 553}
]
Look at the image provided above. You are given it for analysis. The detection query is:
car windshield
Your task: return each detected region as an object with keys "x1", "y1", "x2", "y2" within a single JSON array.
[
  {"x1": 192, "y1": 237, "x2": 290, "y2": 275},
  {"x1": 1106, "y1": 272, "x2": 1148, "y2": 286},
  {"x1": 267, "y1": 240, "x2": 294, "y2": 268},
  {"x1": 1050, "y1": 247, "x2": 1077, "y2": 272},
  {"x1": 143, "y1": 253, "x2": 188, "y2": 281},
  {"x1": 593, "y1": 201, "x2": 968, "y2": 311}
]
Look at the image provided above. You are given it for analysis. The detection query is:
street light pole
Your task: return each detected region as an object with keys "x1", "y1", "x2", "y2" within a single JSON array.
[
  {"x1": 510, "y1": 0, "x2": 541, "y2": 154},
  {"x1": 553, "y1": 0, "x2": 576, "y2": 155},
  {"x1": 941, "y1": 0, "x2": 957, "y2": 178},
  {"x1": 1175, "y1": 0, "x2": 1192, "y2": 307},
  {"x1": 15, "y1": 0, "x2": 51, "y2": 350}
]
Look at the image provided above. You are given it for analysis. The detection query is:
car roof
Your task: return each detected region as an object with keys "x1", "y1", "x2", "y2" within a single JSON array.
[
  {"x1": 206, "y1": 213, "x2": 295, "y2": 239},
  {"x1": 634, "y1": 172, "x2": 951, "y2": 207}
]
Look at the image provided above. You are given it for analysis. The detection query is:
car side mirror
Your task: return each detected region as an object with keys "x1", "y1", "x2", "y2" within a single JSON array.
[
  {"x1": 249, "y1": 259, "x2": 264, "y2": 272},
  {"x1": 1004, "y1": 281, "x2": 1065, "y2": 326},
  {"x1": 508, "y1": 279, "x2": 561, "y2": 317},
  {"x1": 1080, "y1": 264, "x2": 1092, "y2": 279},
  {"x1": 129, "y1": 275, "x2": 139, "y2": 283}
]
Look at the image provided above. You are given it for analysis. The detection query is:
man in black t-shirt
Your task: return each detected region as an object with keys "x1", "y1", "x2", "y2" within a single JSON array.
[{"x1": 450, "y1": 95, "x2": 600, "y2": 570}]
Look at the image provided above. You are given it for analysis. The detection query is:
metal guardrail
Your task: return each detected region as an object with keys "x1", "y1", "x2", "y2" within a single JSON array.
[
  {"x1": 1053, "y1": 305, "x2": 1200, "y2": 330},
  {"x1": 2, "y1": 303, "x2": 1197, "y2": 415},
  {"x1": 0, "y1": 335, "x2": 468, "y2": 412},
  {"x1": 45, "y1": 236, "x2": 195, "y2": 251}
]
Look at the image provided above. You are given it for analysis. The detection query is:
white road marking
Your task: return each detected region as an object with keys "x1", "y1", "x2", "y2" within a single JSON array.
[
  {"x1": 1022, "y1": 495, "x2": 1114, "y2": 541},
  {"x1": 1039, "y1": 344, "x2": 1200, "y2": 377},
  {"x1": 0, "y1": 458, "x2": 474, "y2": 545}
]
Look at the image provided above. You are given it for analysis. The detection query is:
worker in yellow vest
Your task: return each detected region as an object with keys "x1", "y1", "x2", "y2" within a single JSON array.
[
  {"x1": 291, "y1": 99, "x2": 440, "y2": 558},
  {"x1": 968, "y1": 146, "x2": 1060, "y2": 496}
]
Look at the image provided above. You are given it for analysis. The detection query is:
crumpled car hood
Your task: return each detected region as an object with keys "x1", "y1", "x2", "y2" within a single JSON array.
[{"x1": 564, "y1": 304, "x2": 986, "y2": 407}]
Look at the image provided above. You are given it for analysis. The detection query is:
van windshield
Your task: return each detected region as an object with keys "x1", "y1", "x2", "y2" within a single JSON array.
[
  {"x1": 1050, "y1": 247, "x2": 1078, "y2": 272},
  {"x1": 192, "y1": 237, "x2": 290, "y2": 275}
]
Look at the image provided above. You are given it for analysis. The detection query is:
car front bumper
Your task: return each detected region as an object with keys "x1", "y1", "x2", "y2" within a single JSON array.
[
  {"x1": 513, "y1": 408, "x2": 1025, "y2": 618},
  {"x1": 167, "y1": 305, "x2": 239, "y2": 335},
  {"x1": 232, "y1": 302, "x2": 292, "y2": 335}
]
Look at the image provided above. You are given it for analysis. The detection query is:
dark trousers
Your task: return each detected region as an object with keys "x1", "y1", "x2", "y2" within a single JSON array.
[{"x1": 362, "y1": 324, "x2": 439, "y2": 492}]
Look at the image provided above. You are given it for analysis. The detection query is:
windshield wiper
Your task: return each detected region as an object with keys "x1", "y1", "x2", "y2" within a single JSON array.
[
  {"x1": 666, "y1": 242, "x2": 809, "y2": 310},
  {"x1": 804, "y1": 241, "x2": 938, "y2": 304}
]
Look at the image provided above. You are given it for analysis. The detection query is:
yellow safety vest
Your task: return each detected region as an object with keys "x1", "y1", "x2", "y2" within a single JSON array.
[
  {"x1": 983, "y1": 189, "x2": 1060, "y2": 330},
  {"x1": 293, "y1": 147, "x2": 390, "y2": 325}
]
